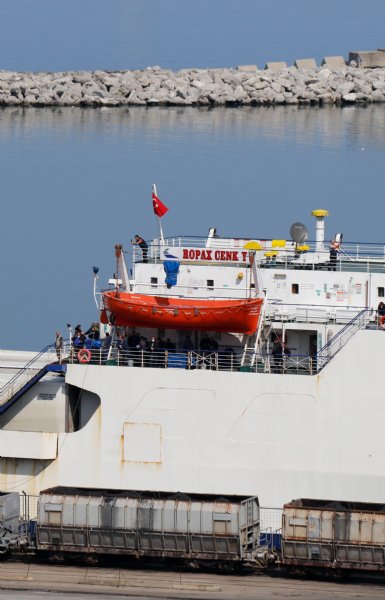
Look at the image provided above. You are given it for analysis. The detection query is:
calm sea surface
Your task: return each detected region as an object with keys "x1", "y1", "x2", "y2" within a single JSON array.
[{"x1": 1, "y1": 1, "x2": 385, "y2": 350}]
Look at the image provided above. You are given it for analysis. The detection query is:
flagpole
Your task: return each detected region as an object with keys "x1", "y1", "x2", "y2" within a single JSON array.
[{"x1": 152, "y1": 183, "x2": 165, "y2": 244}]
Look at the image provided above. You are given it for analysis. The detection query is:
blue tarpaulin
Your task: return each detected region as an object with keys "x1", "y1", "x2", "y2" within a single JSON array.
[{"x1": 163, "y1": 260, "x2": 180, "y2": 288}]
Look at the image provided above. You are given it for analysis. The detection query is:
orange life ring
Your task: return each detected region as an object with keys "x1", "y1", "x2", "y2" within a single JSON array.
[{"x1": 78, "y1": 348, "x2": 91, "y2": 364}]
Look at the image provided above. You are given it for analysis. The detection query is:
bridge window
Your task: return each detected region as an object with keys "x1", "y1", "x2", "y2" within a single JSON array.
[
  {"x1": 378, "y1": 287, "x2": 384, "y2": 297},
  {"x1": 292, "y1": 283, "x2": 299, "y2": 294},
  {"x1": 207, "y1": 279, "x2": 214, "y2": 290},
  {"x1": 151, "y1": 277, "x2": 158, "y2": 288}
]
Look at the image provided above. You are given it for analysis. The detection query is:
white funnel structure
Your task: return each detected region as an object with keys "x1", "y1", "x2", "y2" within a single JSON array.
[{"x1": 311, "y1": 209, "x2": 329, "y2": 252}]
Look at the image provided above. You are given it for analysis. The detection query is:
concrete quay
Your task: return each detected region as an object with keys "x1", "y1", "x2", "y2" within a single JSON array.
[
  {"x1": 1, "y1": 62, "x2": 385, "y2": 107},
  {"x1": 1, "y1": 562, "x2": 385, "y2": 600}
]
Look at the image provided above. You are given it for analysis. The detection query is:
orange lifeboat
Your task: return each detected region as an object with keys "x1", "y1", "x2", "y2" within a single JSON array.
[{"x1": 103, "y1": 291, "x2": 263, "y2": 335}]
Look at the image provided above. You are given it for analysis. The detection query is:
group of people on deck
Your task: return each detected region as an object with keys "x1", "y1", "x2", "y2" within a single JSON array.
[
  {"x1": 113, "y1": 329, "x2": 236, "y2": 370},
  {"x1": 116, "y1": 330, "x2": 177, "y2": 356},
  {"x1": 54, "y1": 324, "x2": 111, "y2": 364}
]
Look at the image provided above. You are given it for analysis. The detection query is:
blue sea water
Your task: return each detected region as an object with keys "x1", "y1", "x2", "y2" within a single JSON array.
[
  {"x1": 1, "y1": 0, "x2": 385, "y2": 72},
  {"x1": 1, "y1": 1, "x2": 385, "y2": 350}
]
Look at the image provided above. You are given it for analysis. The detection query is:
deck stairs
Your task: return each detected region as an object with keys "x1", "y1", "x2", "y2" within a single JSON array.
[
  {"x1": 241, "y1": 307, "x2": 371, "y2": 373},
  {"x1": 0, "y1": 343, "x2": 68, "y2": 413},
  {"x1": 315, "y1": 307, "x2": 371, "y2": 371}
]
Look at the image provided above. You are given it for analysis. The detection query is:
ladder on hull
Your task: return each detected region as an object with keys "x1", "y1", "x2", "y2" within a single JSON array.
[{"x1": 241, "y1": 299, "x2": 267, "y2": 369}]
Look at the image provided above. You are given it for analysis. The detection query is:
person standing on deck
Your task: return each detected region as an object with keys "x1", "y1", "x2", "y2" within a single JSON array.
[
  {"x1": 132, "y1": 235, "x2": 148, "y2": 263},
  {"x1": 55, "y1": 331, "x2": 63, "y2": 363},
  {"x1": 329, "y1": 241, "x2": 339, "y2": 271},
  {"x1": 378, "y1": 301, "x2": 385, "y2": 329}
]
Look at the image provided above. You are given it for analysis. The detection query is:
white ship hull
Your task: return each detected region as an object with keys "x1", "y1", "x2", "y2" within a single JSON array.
[
  {"x1": 2, "y1": 213, "x2": 384, "y2": 509},
  {"x1": 0, "y1": 328, "x2": 382, "y2": 508}
]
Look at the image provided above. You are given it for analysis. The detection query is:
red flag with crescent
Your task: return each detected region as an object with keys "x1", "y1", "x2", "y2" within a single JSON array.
[{"x1": 152, "y1": 192, "x2": 169, "y2": 217}]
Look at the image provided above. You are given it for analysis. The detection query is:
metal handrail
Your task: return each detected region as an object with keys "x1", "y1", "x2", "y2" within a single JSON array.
[
  {"x1": 315, "y1": 308, "x2": 371, "y2": 371},
  {"x1": 0, "y1": 341, "x2": 70, "y2": 406},
  {"x1": 132, "y1": 237, "x2": 385, "y2": 261},
  {"x1": 129, "y1": 236, "x2": 385, "y2": 277},
  {"x1": 68, "y1": 346, "x2": 321, "y2": 375},
  {"x1": 264, "y1": 301, "x2": 370, "y2": 325},
  {"x1": 141, "y1": 236, "x2": 385, "y2": 255}
]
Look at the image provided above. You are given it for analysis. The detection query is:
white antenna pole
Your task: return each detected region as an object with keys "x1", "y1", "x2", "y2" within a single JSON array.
[
  {"x1": 93, "y1": 272, "x2": 100, "y2": 310},
  {"x1": 152, "y1": 183, "x2": 165, "y2": 244}
]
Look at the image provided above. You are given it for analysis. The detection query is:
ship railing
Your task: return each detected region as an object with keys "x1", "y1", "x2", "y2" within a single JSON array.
[
  {"x1": 138, "y1": 237, "x2": 385, "y2": 257},
  {"x1": 130, "y1": 281, "x2": 254, "y2": 298},
  {"x1": 265, "y1": 301, "x2": 368, "y2": 325},
  {"x1": 0, "y1": 341, "x2": 71, "y2": 407},
  {"x1": 67, "y1": 309, "x2": 370, "y2": 374},
  {"x1": 67, "y1": 347, "x2": 242, "y2": 371},
  {"x1": 315, "y1": 307, "x2": 371, "y2": 371},
  {"x1": 254, "y1": 353, "x2": 316, "y2": 374},
  {"x1": 262, "y1": 252, "x2": 385, "y2": 273},
  {"x1": 131, "y1": 238, "x2": 385, "y2": 270},
  {"x1": 67, "y1": 347, "x2": 322, "y2": 375}
]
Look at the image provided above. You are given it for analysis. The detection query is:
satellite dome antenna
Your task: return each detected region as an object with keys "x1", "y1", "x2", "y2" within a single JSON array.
[{"x1": 290, "y1": 222, "x2": 308, "y2": 245}]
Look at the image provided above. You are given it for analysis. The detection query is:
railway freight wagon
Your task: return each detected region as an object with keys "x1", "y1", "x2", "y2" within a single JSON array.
[
  {"x1": 282, "y1": 498, "x2": 385, "y2": 573},
  {"x1": 0, "y1": 491, "x2": 23, "y2": 554},
  {"x1": 36, "y1": 487, "x2": 260, "y2": 566}
]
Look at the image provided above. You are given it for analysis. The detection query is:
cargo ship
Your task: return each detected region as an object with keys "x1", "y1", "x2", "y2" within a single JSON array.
[{"x1": 0, "y1": 208, "x2": 384, "y2": 511}]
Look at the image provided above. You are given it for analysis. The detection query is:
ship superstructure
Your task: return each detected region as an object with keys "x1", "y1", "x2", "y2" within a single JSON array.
[{"x1": 0, "y1": 209, "x2": 384, "y2": 509}]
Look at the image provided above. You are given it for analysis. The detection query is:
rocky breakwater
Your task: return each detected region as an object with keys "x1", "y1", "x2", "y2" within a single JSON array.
[{"x1": 1, "y1": 65, "x2": 385, "y2": 106}]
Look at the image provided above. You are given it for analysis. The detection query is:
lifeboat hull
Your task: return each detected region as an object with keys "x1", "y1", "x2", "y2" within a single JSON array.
[{"x1": 103, "y1": 291, "x2": 263, "y2": 335}]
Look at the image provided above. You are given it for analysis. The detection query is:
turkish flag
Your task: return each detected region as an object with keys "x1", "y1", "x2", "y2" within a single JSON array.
[{"x1": 152, "y1": 192, "x2": 169, "y2": 217}]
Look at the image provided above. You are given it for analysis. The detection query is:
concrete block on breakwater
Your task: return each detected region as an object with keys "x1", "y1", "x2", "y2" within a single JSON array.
[
  {"x1": 294, "y1": 58, "x2": 318, "y2": 69},
  {"x1": 265, "y1": 61, "x2": 288, "y2": 71},
  {"x1": 322, "y1": 56, "x2": 346, "y2": 69},
  {"x1": 349, "y1": 50, "x2": 385, "y2": 68},
  {"x1": 236, "y1": 65, "x2": 258, "y2": 72},
  {"x1": 1, "y1": 62, "x2": 385, "y2": 107}
]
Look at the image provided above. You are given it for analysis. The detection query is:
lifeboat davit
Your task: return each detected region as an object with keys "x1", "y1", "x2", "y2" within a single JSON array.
[{"x1": 102, "y1": 291, "x2": 263, "y2": 335}]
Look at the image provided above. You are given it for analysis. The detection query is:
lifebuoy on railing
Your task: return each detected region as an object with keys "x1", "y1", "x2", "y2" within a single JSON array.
[{"x1": 78, "y1": 349, "x2": 92, "y2": 364}]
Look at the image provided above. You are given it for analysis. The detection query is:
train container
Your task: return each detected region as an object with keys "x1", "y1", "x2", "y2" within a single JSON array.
[
  {"x1": 36, "y1": 487, "x2": 260, "y2": 565},
  {"x1": 282, "y1": 498, "x2": 385, "y2": 572}
]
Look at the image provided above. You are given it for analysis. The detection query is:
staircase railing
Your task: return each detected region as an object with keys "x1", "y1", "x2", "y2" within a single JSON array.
[
  {"x1": 315, "y1": 308, "x2": 371, "y2": 372},
  {"x1": 0, "y1": 342, "x2": 70, "y2": 407}
]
